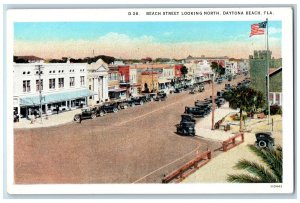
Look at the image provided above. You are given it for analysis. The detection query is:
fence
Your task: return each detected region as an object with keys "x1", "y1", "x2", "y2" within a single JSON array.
[
  {"x1": 162, "y1": 150, "x2": 211, "y2": 183},
  {"x1": 222, "y1": 133, "x2": 244, "y2": 152}
]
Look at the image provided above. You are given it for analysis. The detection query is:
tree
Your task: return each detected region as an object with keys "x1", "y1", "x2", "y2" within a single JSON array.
[
  {"x1": 223, "y1": 86, "x2": 265, "y2": 131},
  {"x1": 211, "y1": 61, "x2": 225, "y2": 76},
  {"x1": 227, "y1": 145, "x2": 282, "y2": 183},
  {"x1": 181, "y1": 66, "x2": 188, "y2": 79}
]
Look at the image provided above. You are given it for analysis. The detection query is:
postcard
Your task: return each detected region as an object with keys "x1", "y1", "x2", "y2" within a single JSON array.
[{"x1": 5, "y1": 7, "x2": 294, "y2": 195}]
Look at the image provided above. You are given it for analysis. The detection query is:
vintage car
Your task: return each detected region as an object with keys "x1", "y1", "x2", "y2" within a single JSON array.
[
  {"x1": 180, "y1": 114, "x2": 196, "y2": 124},
  {"x1": 255, "y1": 132, "x2": 275, "y2": 149},
  {"x1": 101, "y1": 102, "x2": 119, "y2": 113},
  {"x1": 74, "y1": 107, "x2": 98, "y2": 122},
  {"x1": 174, "y1": 87, "x2": 184, "y2": 93},
  {"x1": 127, "y1": 96, "x2": 147, "y2": 107},
  {"x1": 142, "y1": 93, "x2": 157, "y2": 102},
  {"x1": 176, "y1": 121, "x2": 196, "y2": 136},
  {"x1": 184, "y1": 106, "x2": 206, "y2": 118},
  {"x1": 154, "y1": 91, "x2": 167, "y2": 101}
]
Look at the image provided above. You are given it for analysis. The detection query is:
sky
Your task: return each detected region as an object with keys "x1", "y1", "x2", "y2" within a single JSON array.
[{"x1": 14, "y1": 21, "x2": 282, "y2": 59}]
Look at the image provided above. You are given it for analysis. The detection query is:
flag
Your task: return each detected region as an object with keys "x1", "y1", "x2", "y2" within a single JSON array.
[{"x1": 249, "y1": 21, "x2": 267, "y2": 37}]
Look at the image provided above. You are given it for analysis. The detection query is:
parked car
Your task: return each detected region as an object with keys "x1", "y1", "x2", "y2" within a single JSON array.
[
  {"x1": 184, "y1": 106, "x2": 206, "y2": 118},
  {"x1": 101, "y1": 102, "x2": 119, "y2": 113},
  {"x1": 180, "y1": 114, "x2": 196, "y2": 124},
  {"x1": 142, "y1": 93, "x2": 157, "y2": 102},
  {"x1": 74, "y1": 107, "x2": 97, "y2": 122},
  {"x1": 255, "y1": 132, "x2": 275, "y2": 149},
  {"x1": 174, "y1": 87, "x2": 184, "y2": 93},
  {"x1": 154, "y1": 91, "x2": 167, "y2": 101},
  {"x1": 176, "y1": 121, "x2": 196, "y2": 136},
  {"x1": 127, "y1": 96, "x2": 147, "y2": 107},
  {"x1": 225, "y1": 83, "x2": 231, "y2": 90},
  {"x1": 13, "y1": 111, "x2": 19, "y2": 122},
  {"x1": 93, "y1": 105, "x2": 107, "y2": 117}
]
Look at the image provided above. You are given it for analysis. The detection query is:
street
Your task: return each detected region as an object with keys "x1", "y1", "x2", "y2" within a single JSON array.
[{"x1": 14, "y1": 76, "x2": 245, "y2": 184}]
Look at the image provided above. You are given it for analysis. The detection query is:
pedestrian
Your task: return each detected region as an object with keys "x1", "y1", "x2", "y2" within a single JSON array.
[{"x1": 56, "y1": 105, "x2": 59, "y2": 114}]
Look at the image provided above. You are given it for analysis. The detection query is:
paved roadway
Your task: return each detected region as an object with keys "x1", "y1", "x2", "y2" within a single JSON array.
[{"x1": 14, "y1": 75, "x2": 245, "y2": 184}]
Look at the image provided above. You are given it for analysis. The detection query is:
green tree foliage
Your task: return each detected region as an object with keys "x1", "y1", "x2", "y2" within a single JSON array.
[
  {"x1": 224, "y1": 86, "x2": 265, "y2": 131},
  {"x1": 181, "y1": 66, "x2": 188, "y2": 79},
  {"x1": 211, "y1": 61, "x2": 225, "y2": 76},
  {"x1": 227, "y1": 145, "x2": 282, "y2": 183}
]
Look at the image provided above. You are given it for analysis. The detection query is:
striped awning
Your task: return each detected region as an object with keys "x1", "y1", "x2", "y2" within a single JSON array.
[{"x1": 20, "y1": 89, "x2": 97, "y2": 106}]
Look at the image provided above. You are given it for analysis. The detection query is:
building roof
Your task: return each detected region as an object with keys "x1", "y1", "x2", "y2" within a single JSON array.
[
  {"x1": 15, "y1": 55, "x2": 44, "y2": 61},
  {"x1": 130, "y1": 63, "x2": 175, "y2": 69},
  {"x1": 269, "y1": 67, "x2": 282, "y2": 77}
]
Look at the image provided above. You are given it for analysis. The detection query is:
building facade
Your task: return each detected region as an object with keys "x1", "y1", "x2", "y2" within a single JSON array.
[
  {"x1": 13, "y1": 61, "x2": 95, "y2": 118},
  {"x1": 87, "y1": 59, "x2": 109, "y2": 105}
]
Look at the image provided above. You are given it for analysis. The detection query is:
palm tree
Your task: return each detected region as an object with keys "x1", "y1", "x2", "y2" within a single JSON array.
[
  {"x1": 224, "y1": 86, "x2": 265, "y2": 131},
  {"x1": 227, "y1": 145, "x2": 282, "y2": 183}
]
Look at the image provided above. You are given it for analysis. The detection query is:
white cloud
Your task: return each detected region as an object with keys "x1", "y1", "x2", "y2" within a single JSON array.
[
  {"x1": 14, "y1": 32, "x2": 282, "y2": 59},
  {"x1": 268, "y1": 27, "x2": 282, "y2": 35}
]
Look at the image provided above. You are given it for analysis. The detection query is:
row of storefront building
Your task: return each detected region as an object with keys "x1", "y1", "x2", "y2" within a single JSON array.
[{"x1": 13, "y1": 56, "x2": 249, "y2": 119}]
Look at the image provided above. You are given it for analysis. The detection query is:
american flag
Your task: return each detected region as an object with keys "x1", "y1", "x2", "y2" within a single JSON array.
[{"x1": 249, "y1": 21, "x2": 267, "y2": 37}]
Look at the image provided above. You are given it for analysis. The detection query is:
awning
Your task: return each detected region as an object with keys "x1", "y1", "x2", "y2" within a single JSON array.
[
  {"x1": 108, "y1": 88, "x2": 127, "y2": 93},
  {"x1": 20, "y1": 89, "x2": 97, "y2": 106}
]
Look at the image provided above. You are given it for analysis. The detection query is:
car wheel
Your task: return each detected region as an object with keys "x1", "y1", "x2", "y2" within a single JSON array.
[
  {"x1": 258, "y1": 140, "x2": 267, "y2": 148},
  {"x1": 91, "y1": 114, "x2": 96, "y2": 119},
  {"x1": 99, "y1": 111, "x2": 104, "y2": 117},
  {"x1": 74, "y1": 115, "x2": 80, "y2": 122},
  {"x1": 113, "y1": 108, "x2": 118, "y2": 113}
]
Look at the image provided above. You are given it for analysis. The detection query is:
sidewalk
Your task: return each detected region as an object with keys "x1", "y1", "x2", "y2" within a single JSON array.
[
  {"x1": 14, "y1": 109, "x2": 82, "y2": 129},
  {"x1": 195, "y1": 102, "x2": 239, "y2": 141},
  {"x1": 183, "y1": 115, "x2": 282, "y2": 183}
]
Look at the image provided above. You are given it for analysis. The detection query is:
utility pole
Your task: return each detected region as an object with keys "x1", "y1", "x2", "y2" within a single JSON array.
[
  {"x1": 152, "y1": 64, "x2": 154, "y2": 92},
  {"x1": 211, "y1": 74, "x2": 215, "y2": 130},
  {"x1": 35, "y1": 65, "x2": 44, "y2": 123}
]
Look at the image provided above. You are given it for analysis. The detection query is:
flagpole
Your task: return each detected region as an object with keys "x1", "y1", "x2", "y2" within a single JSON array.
[{"x1": 266, "y1": 18, "x2": 271, "y2": 125}]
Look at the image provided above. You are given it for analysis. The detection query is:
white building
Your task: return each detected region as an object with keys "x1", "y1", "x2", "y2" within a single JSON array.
[
  {"x1": 194, "y1": 60, "x2": 214, "y2": 82},
  {"x1": 225, "y1": 61, "x2": 238, "y2": 75},
  {"x1": 129, "y1": 68, "x2": 139, "y2": 96},
  {"x1": 87, "y1": 59, "x2": 109, "y2": 105},
  {"x1": 13, "y1": 60, "x2": 96, "y2": 118}
]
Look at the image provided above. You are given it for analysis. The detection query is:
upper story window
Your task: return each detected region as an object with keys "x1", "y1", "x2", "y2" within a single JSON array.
[
  {"x1": 49, "y1": 78, "x2": 55, "y2": 89},
  {"x1": 36, "y1": 79, "x2": 43, "y2": 91},
  {"x1": 70, "y1": 77, "x2": 75, "y2": 87},
  {"x1": 80, "y1": 76, "x2": 85, "y2": 86},
  {"x1": 23, "y1": 80, "x2": 31, "y2": 92},
  {"x1": 58, "y1": 78, "x2": 64, "y2": 88}
]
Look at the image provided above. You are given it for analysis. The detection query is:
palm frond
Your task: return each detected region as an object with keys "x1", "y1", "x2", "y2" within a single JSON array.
[
  {"x1": 234, "y1": 159, "x2": 277, "y2": 183},
  {"x1": 248, "y1": 145, "x2": 282, "y2": 182},
  {"x1": 227, "y1": 174, "x2": 263, "y2": 183}
]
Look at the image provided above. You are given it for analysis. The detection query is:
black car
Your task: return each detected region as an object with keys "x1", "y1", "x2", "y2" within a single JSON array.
[
  {"x1": 255, "y1": 132, "x2": 275, "y2": 149},
  {"x1": 176, "y1": 121, "x2": 196, "y2": 136},
  {"x1": 127, "y1": 96, "x2": 147, "y2": 107},
  {"x1": 74, "y1": 107, "x2": 97, "y2": 122},
  {"x1": 193, "y1": 103, "x2": 211, "y2": 115},
  {"x1": 143, "y1": 93, "x2": 157, "y2": 102},
  {"x1": 184, "y1": 106, "x2": 206, "y2": 118},
  {"x1": 225, "y1": 83, "x2": 231, "y2": 91},
  {"x1": 180, "y1": 114, "x2": 196, "y2": 124},
  {"x1": 154, "y1": 92, "x2": 167, "y2": 101},
  {"x1": 174, "y1": 87, "x2": 183, "y2": 93},
  {"x1": 101, "y1": 102, "x2": 119, "y2": 113}
]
